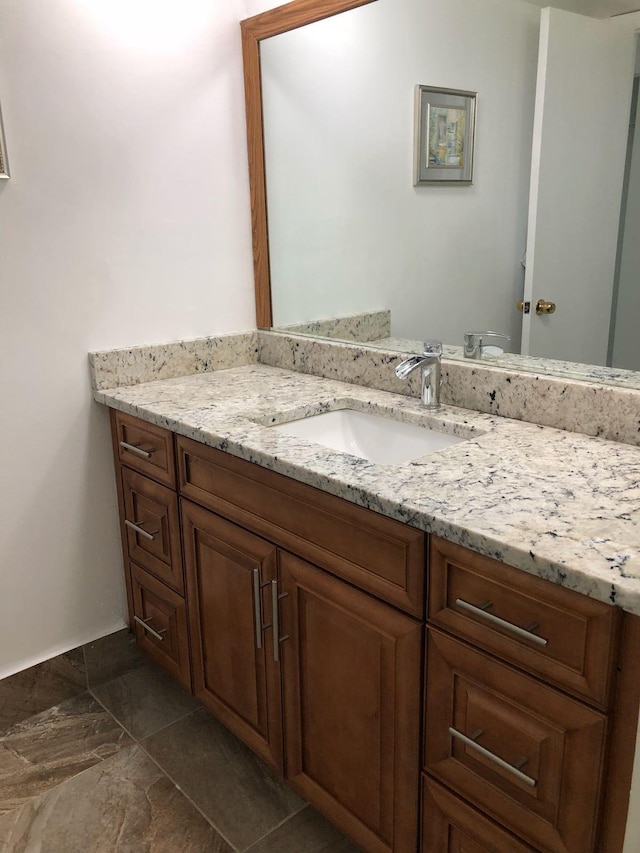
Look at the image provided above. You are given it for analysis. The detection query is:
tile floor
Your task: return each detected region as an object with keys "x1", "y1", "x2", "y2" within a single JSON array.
[{"x1": 0, "y1": 631, "x2": 359, "y2": 852}]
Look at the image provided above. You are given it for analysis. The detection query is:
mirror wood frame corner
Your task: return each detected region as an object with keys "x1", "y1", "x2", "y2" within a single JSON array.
[{"x1": 240, "y1": 0, "x2": 379, "y2": 328}]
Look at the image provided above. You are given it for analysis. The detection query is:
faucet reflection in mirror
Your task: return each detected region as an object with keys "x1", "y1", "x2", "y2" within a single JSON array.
[{"x1": 395, "y1": 341, "x2": 442, "y2": 410}]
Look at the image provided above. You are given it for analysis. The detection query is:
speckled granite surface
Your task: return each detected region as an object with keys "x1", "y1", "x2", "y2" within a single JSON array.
[
  {"x1": 93, "y1": 364, "x2": 640, "y2": 616},
  {"x1": 276, "y1": 310, "x2": 390, "y2": 342},
  {"x1": 89, "y1": 332, "x2": 259, "y2": 392},
  {"x1": 259, "y1": 332, "x2": 640, "y2": 446}
]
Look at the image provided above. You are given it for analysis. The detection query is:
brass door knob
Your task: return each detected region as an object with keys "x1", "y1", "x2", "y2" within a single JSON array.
[
  {"x1": 517, "y1": 300, "x2": 530, "y2": 314},
  {"x1": 536, "y1": 299, "x2": 556, "y2": 315}
]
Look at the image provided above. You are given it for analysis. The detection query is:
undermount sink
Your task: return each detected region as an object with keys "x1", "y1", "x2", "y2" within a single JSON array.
[{"x1": 269, "y1": 408, "x2": 467, "y2": 465}]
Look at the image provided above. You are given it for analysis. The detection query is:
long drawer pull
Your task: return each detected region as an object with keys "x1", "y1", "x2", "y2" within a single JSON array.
[
  {"x1": 449, "y1": 727, "x2": 537, "y2": 788},
  {"x1": 124, "y1": 519, "x2": 155, "y2": 541},
  {"x1": 271, "y1": 579, "x2": 289, "y2": 662},
  {"x1": 455, "y1": 598, "x2": 548, "y2": 647},
  {"x1": 120, "y1": 440, "x2": 153, "y2": 458},
  {"x1": 134, "y1": 615, "x2": 166, "y2": 642},
  {"x1": 253, "y1": 569, "x2": 263, "y2": 650}
]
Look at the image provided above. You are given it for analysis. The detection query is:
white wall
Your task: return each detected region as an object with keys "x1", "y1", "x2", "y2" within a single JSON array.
[
  {"x1": 261, "y1": 0, "x2": 540, "y2": 348},
  {"x1": 0, "y1": 0, "x2": 258, "y2": 678}
]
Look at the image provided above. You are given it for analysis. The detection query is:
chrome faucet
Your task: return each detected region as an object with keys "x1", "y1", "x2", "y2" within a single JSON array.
[
  {"x1": 395, "y1": 341, "x2": 442, "y2": 410},
  {"x1": 463, "y1": 331, "x2": 510, "y2": 360}
]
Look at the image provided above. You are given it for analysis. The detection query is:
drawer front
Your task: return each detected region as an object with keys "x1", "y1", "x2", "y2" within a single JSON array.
[
  {"x1": 424, "y1": 629, "x2": 607, "y2": 853},
  {"x1": 421, "y1": 777, "x2": 536, "y2": 853},
  {"x1": 130, "y1": 562, "x2": 191, "y2": 690},
  {"x1": 121, "y1": 467, "x2": 184, "y2": 593},
  {"x1": 177, "y1": 436, "x2": 425, "y2": 616},
  {"x1": 112, "y1": 409, "x2": 176, "y2": 488},
  {"x1": 428, "y1": 536, "x2": 620, "y2": 708}
]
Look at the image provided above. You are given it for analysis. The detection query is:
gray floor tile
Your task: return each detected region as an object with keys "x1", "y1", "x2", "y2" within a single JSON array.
[
  {"x1": 90, "y1": 662, "x2": 199, "y2": 740},
  {"x1": 143, "y1": 707, "x2": 305, "y2": 852},
  {"x1": 0, "y1": 692, "x2": 130, "y2": 815},
  {"x1": 0, "y1": 648, "x2": 86, "y2": 734},
  {"x1": 247, "y1": 806, "x2": 361, "y2": 853},
  {"x1": 0, "y1": 744, "x2": 232, "y2": 853},
  {"x1": 83, "y1": 627, "x2": 146, "y2": 688}
]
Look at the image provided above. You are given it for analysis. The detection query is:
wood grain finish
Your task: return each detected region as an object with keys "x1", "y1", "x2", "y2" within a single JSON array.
[
  {"x1": 279, "y1": 551, "x2": 422, "y2": 853},
  {"x1": 113, "y1": 410, "x2": 176, "y2": 488},
  {"x1": 598, "y1": 611, "x2": 640, "y2": 852},
  {"x1": 130, "y1": 563, "x2": 191, "y2": 690},
  {"x1": 421, "y1": 777, "x2": 536, "y2": 853},
  {"x1": 240, "y1": 0, "x2": 378, "y2": 327},
  {"x1": 177, "y1": 437, "x2": 425, "y2": 616},
  {"x1": 181, "y1": 500, "x2": 284, "y2": 773},
  {"x1": 121, "y1": 467, "x2": 184, "y2": 594},
  {"x1": 428, "y1": 535, "x2": 621, "y2": 709},
  {"x1": 424, "y1": 628, "x2": 608, "y2": 853}
]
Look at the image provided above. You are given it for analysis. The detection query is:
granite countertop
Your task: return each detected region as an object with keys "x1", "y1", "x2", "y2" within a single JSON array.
[{"x1": 94, "y1": 364, "x2": 640, "y2": 615}]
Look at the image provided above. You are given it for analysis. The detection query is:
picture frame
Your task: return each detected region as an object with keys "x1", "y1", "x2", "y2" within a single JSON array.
[
  {"x1": 0, "y1": 102, "x2": 9, "y2": 180},
  {"x1": 414, "y1": 85, "x2": 476, "y2": 186}
]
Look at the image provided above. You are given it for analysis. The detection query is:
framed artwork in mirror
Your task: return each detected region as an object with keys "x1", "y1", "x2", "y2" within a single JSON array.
[
  {"x1": 0, "y1": 102, "x2": 9, "y2": 179},
  {"x1": 414, "y1": 85, "x2": 476, "y2": 185}
]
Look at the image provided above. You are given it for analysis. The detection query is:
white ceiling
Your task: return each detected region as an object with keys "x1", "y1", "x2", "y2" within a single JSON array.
[{"x1": 526, "y1": 0, "x2": 640, "y2": 17}]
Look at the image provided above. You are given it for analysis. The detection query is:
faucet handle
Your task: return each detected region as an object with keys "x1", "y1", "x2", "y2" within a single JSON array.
[
  {"x1": 423, "y1": 340, "x2": 443, "y2": 356},
  {"x1": 463, "y1": 331, "x2": 510, "y2": 360}
]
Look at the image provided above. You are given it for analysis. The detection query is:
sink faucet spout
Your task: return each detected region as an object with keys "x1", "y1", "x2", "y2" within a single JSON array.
[{"x1": 395, "y1": 341, "x2": 443, "y2": 410}]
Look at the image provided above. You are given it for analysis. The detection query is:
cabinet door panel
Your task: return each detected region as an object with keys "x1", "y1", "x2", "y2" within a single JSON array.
[
  {"x1": 280, "y1": 551, "x2": 422, "y2": 853},
  {"x1": 182, "y1": 499, "x2": 283, "y2": 772},
  {"x1": 112, "y1": 408, "x2": 176, "y2": 488},
  {"x1": 428, "y1": 536, "x2": 620, "y2": 708},
  {"x1": 121, "y1": 467, "x2": 183, "y2": 593},
  {"x1": 131, "y1": 562, "x2": 191, "y2": 690},
  {"x1": 424, "y1": 628, "x2": 607, "y2": 853},
  {"x1": 421, "y1": 777, "x2": 536, "y2": 853}
]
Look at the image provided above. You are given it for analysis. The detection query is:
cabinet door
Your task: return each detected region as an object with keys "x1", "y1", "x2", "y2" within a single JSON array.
[
  {"x1": 279, "y1": 551, "x2": 422, "y2": 853},
  {"x1": 182, "y1": 499, "x2": 283, "y2": 772}
]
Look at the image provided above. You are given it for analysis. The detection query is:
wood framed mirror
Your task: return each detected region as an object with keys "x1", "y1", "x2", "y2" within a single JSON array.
[{"x1": 240, "y1": 0, "x2": 378, "y2": 328}]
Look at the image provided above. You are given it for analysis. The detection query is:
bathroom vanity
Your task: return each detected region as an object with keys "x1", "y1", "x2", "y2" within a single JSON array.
[{"x1": 96, "y1": 359, "x2": 640, "y2": 853}]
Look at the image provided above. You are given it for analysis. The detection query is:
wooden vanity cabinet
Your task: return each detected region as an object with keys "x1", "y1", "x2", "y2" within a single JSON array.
[
  {"x1": 109, "y1": 411, "x2": 640, "y2": 853},
  {"x1": 111, "y1": 414, "x2": 424, "y2": 853},
  {"x1": 178, "y1": 439, "x2": 424, "y2": 853}
]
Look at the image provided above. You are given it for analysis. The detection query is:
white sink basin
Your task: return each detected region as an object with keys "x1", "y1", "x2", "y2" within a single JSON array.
[{"x1": 269, "y1": 409, "x2": 467, "y2": 465}]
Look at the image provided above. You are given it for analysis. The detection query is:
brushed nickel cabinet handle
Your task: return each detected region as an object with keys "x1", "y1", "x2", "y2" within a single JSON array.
[
  {"x1": 271, "y1": 579, "x2": 289, "y2": 662},
  {"x1": 134, "y1": 615, "x2": 166, "y2": 642},
  {"x1": 124, "y1": 519, "x2": 155, "y2": 541},
  {"x1": 455, "y1": 598, "x2": 548, "y2": 647},
  {"x1": 449, "y1": 727, "x2": 537, "y2": 788},
  {"x1": 253, "y1": 569, "x2": 263, "y2": 650},
  {"x1": 120, "y1": 440, "x2": 153, "y2": 458}
]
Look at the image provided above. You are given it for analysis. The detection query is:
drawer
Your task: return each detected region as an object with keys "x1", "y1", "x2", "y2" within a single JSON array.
[
  {"x1": 121, "y1": 467, "x2": 184, "y2": 593},
  {"x1": 130, "y1": 562, "x2": 191, "y2": 691},
  {"x1": 424, "y1": 628, "x2": 607, "y2": 853},
  {"x1": 428, "y1": 536, "x2": 620, "y2": 708},
  {"x1": 177, "y1": 436, "x2": 425, "y2": 616},
  {"x1": 421, "y1": 776, "x2": 536, "y2": 853},
  {"x1": 111, "y1": 409, "x2": 176, "y2": 488}
]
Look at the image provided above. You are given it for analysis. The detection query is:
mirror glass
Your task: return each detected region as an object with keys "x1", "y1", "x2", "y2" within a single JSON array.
[{"x1": 259, "y1": 0, "x2": 640, "y2": 387}]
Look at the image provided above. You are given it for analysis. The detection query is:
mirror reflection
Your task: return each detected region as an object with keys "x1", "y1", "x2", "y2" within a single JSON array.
[{"x1": 259, "y1": 0, "x2": 640, "y2": 380}]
